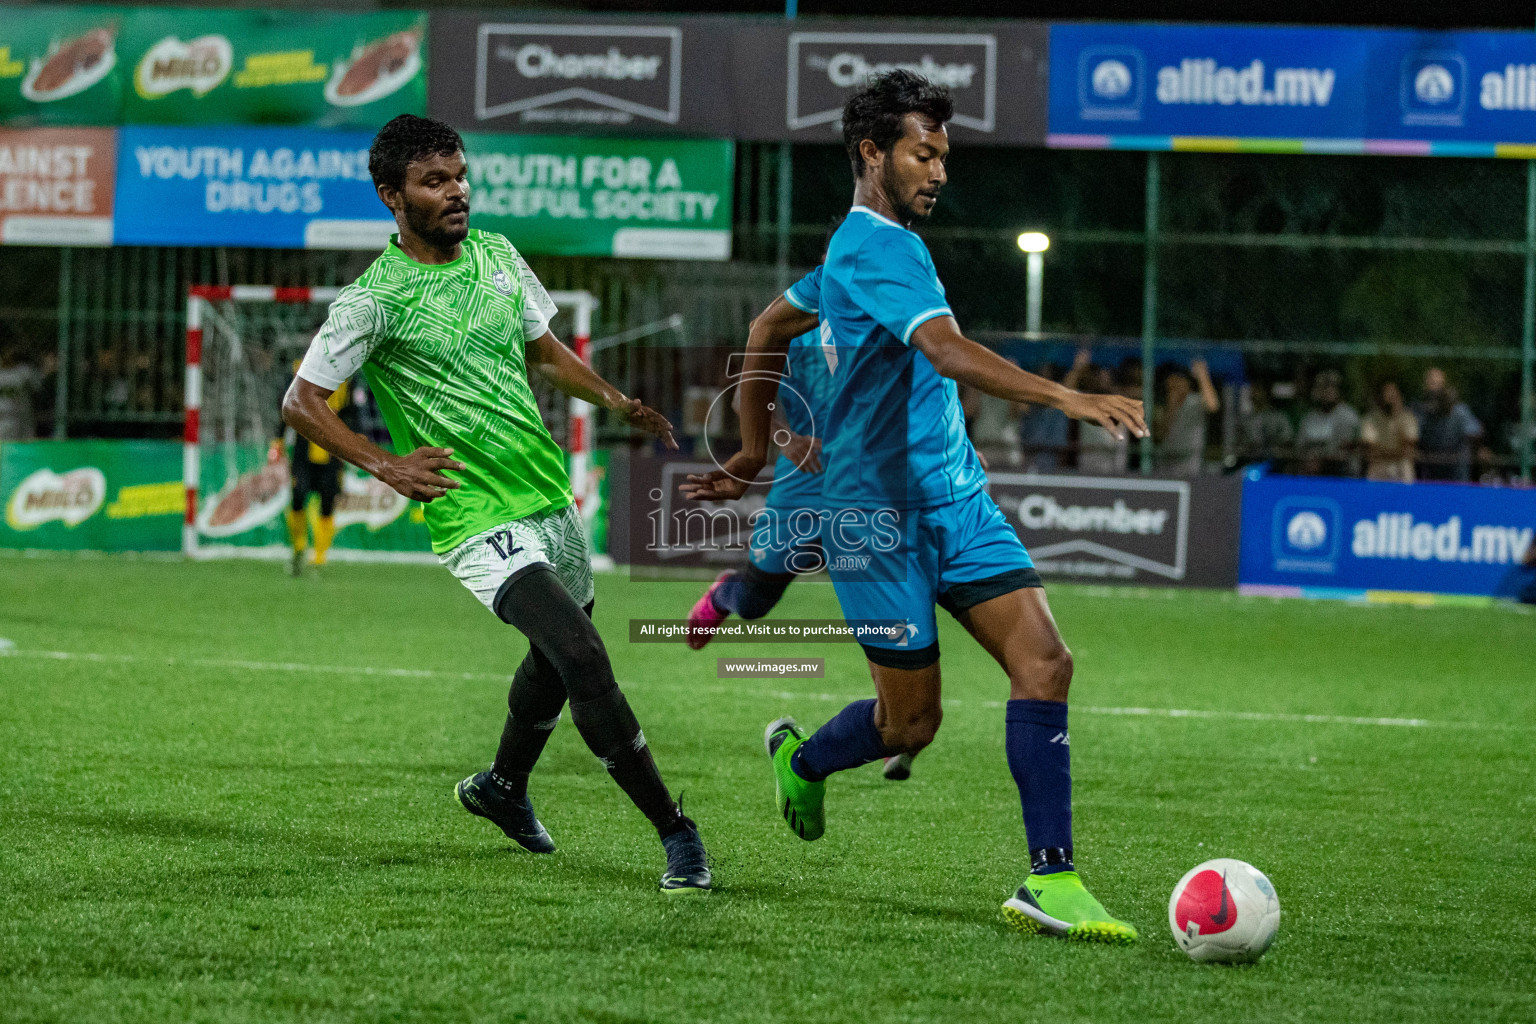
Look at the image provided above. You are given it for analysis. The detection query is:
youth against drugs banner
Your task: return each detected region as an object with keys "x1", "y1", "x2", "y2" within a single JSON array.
[{"x1": 113, "y1": 125, "x2": 392, "y2": 249}]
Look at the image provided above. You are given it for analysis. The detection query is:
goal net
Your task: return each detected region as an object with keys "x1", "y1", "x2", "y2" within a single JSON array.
[{"x1": 183, "y1": 284, "x2": 603, "y2": 563}]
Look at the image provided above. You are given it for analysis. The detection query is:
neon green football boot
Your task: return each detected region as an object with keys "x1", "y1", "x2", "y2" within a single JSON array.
[
  {"x1": 763, "y1": 716, "x2": 825, "y2": 841},
  {"x1": 1001, "y1": 871, "x2": 1138, "y2": 944}
]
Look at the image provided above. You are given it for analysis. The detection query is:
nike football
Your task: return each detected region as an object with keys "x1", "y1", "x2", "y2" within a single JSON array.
[{"x1": 1168, "y1": 858, "x2": 1280, "y2": 963}]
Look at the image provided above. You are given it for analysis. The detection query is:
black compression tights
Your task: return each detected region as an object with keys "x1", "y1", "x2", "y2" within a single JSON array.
[{"x1": 489, "y1": 566, "x2": 681, "y2": 835}]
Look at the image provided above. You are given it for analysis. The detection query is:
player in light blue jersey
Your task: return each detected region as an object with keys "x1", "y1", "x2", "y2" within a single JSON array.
[
  {"x1": 684, "y1": 267, "x2": 830, "y2": 650},
  {"x1": 683, "y1": 263, "x2": 915, "y2": 781},
  {"x1": 683, "y1": 71, "x2": 1147, "y2": 941}
]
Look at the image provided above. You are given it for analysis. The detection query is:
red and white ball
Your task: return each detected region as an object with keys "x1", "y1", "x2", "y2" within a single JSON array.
[{"x1": 1168, "y1": 858, "x2": 1280, "y2": 963}]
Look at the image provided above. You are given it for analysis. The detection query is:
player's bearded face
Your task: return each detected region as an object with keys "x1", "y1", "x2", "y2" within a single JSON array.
[
  {"x1": 399, "y1": 151, "x2": 471, "y2": 248},
  {"x1": 881, "y1": 115, "x2": 948, "y2": 224}
]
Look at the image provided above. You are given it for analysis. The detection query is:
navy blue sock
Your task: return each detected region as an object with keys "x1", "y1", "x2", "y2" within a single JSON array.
[
  {"x1": 712, "y1": 568, "x2": 791, "y2": 620},
  {"x1": 1005, "y1": 699, "x2": 1074, "y2": 875},
  {"x1": 710, "y1": 571, "x2": 746, "y2": 615},
  {"x1": 791, "y1": 699, "x2": 889, "y2": 782}
]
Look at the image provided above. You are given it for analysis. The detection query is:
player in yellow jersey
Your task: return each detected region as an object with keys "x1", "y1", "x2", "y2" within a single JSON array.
[
  {"x1": 280, "y1": 115, "x2": 710, "y2": 893},
  {"x1": 271, "y1": 371, "x2": 357, "y2": 575}
]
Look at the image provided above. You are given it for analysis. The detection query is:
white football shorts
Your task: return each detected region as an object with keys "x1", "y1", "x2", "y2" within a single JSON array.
[{"x1": 440, "y1": 503, "x2": 595, "y2": 619}]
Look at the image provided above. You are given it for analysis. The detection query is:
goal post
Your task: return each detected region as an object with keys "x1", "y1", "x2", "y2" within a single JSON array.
[{"x1": 182, "y1": 284, "x2": 601, "y2": 563}]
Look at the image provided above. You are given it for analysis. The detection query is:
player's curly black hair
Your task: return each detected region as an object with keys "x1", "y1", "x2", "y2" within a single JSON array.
[
  {"x1": 841, "y1": 70, "x2": 954, "y2": 178},
  {"x1": 368, "y1": 114, "x2": 464, "y2": 191}
]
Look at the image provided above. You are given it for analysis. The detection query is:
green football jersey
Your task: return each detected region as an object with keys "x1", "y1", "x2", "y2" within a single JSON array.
[{"x1": 298, "y1": 229, "x2": 574, "y2": 554}]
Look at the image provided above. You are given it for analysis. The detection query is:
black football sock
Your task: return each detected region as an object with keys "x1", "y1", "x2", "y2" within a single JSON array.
[
  {"x1": 489, "y1": 648, "x2": 567, "y2": 801},
  {"x1": 569, "y1": 687, "x2": 684, "y2": 836}
]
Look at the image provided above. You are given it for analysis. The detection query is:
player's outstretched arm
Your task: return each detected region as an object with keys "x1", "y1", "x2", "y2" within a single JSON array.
[
  {"x1": 281, "y1": 376, "x2": 465, "y2": 502},
  {"x1": 680, "y1": 295, "x2": 818, "y2": 501},
  {"x1": 525, "y1": 329, "x2": 678, "y2": 450},
  {"x1": 910, "y1": 316, "x2": 1149, "y2": 441}
]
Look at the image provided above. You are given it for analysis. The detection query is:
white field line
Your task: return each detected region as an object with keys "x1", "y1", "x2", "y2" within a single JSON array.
[{"x1": 1, "y1": 645, "x2": 1516, "y2": 732}]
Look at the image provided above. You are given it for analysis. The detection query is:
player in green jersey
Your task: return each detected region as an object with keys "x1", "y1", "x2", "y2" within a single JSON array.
[{"x1": 281, "y1": 115, "x2": 711, "y2": 894}]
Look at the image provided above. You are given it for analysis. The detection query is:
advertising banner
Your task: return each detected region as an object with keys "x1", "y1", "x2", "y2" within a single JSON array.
[
  {"x1": 430, "y1": 12, "x2": 735, "y2": 137},
  {"x1": 0, "y1": 439, "x2": 182, "y2": 551},
  {"x1": 430, "y1": 12, "x2": 1048, "y2": 146},
  {"x1": 118, "y1": 8, "x2": 425, "y2": 129},
  {"x1": 113, "y1": 125, "x2": 393, "y2": 249},
  {"x1": 1238, "y1": 474, "x2": 1536, "y2": 599},
  {"x1": 0, "y1": 6, "x2": 424, "y2": 129},
  {"x1": 621, "y1": 455, "x2": 1241, "y2": 588},
  {"x1": 0, "y1": 5, "x2": 124, "y2": 126},
  {"x1": 622, "y1": 455, "x2": 764, "y2": 575},
  {"x1": 0, "y1": 126, "x2": 114, "y2": 245},
  {"x1": 1049, "y1": 23, "x2": 1536, "y2": 156},
  {"x1": 464, "y1": 132, "x2": 732, "y2": 259},
  {"x1": 195, "y1": 443, "x2": 432, "y2": 556},
  {"x1": 193, "y1": 446, "x2": 602, "y2": 557},
  {"x1": 729, "y1": 19, "x2": 1048, "y2": 146},
  {"x1": 988, "y1": 473, "x2": 1242, "y2": 587}
]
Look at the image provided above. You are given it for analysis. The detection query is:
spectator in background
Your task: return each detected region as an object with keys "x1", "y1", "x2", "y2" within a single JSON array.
[
  {"x1": 1415, "y1": 368, "x2": 1483, "y2": 482},
  {"x1": 1069, "y1": 349, "x2": 1128, "y2": 475},
  {"x1": 1296, "y1": 369, "x2": 1359, "y2": 476},
  {"x1": 1237, "y1": 380, "x2": 1294, "y2": 464},
  {"x1": 1017, "y1": 361, "x2": 1069, "y2": 472},
  {"x1": 963, "y1": 360, "x2": 1024, "y2": 467},
  {"x1": 1360, "y1": 380, "x2": 1418, "y2": 483},
  {"x1": 0, "y1": 341, "x2": 39, "y2": 441},
  {"x1": 1155, "y1": 359, "x2": 1219, "y2": 476},
  {"x1": 1116, "y1": 358, "x2": 1144, "y2": 402}
]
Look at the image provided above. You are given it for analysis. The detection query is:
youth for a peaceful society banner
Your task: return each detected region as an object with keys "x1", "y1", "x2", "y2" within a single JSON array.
[
  {"x1": 0, "y1": 126, "x2": 115, "y2": 245},
  {"x1": 113, "y1": 125, "x2": 393, "y2": 249},
  {"x1": 464, "y1": 133, "x2": 733, "y2": 259},
  {"x1": 0, "y1": 6, "x2": 425, "y2": 129}
]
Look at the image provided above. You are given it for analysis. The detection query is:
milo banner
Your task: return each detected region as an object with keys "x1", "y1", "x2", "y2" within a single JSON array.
[
  {"x1": 0, "y1": 439, "x2": 182, "y2": 551},
  {"x1": 0, "y1": 5, "x2": 125, "y2": 126},
  {"x1": 0, "y1": 6, "x2": 425, "y2": 128},
  {"x1": 119, "y1": 8, "x2": 424, "y2": 128},
  {"x1": 193, "y1": 446, "x2": 607, "y2": 558},
  {"x1": 464, "y1": 132, "x2": 732, "y2": 259},
  {"x1": 194, "y1": 443, "x2": 432, "y2": 556}
]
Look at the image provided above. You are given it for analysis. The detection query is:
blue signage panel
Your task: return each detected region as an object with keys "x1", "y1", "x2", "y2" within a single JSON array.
[
  {"x1": 1239, "y1": 474, "x2": 1536, "y2": 597},
  {"x1": 114, "y1": 126, "x2": 394, "y2": 248},
  {"x1": 1049, "y1": 23, "x2": 1536, "y2": 153},
  {"x1": 1051, "y1": 24, "x2": 1368, "y2": 141}
]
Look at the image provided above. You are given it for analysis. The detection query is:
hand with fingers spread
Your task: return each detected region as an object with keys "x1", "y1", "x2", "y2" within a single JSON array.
[
  {"x1": 379, "y1": 446, "x2": 465, "y2": 502},
  {"x1": 1059, "y1": 391, "x2": 1148, "y2": 442},
  {"x1": 613, "y1": 397, "x2": 679, "y2": 451},
  {"x1": 678, "y1": 452, "x2": 766, "y2": 502}
]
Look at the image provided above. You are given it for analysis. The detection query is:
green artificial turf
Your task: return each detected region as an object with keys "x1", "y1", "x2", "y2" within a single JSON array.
[{"x1": 1, "y1": 556, "x2": 1533, "y2": 1023}]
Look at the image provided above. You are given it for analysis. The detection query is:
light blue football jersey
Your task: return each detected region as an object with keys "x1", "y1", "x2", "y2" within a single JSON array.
[
  {"x1": 767, "y1": 267, "x2": 835, "y2": 509},
  {"x1": 817, "y1": 206, "x2": 985, "y2": 510}
]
